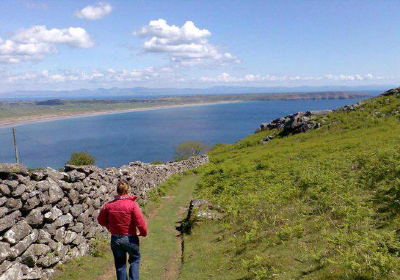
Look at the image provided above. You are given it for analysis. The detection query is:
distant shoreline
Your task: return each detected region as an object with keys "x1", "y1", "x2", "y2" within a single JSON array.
[{"x1": 0, "y1": 100, "x2": 242, "y2": 129}]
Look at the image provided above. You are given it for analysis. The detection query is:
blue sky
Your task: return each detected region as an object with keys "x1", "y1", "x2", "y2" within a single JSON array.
[{"x1": 0, "y1": 0, "x2": 399, "y2": 91}]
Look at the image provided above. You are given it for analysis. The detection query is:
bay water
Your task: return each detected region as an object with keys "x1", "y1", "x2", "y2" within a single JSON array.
[{"x1": 0, "y1": 98, "x2": 365, "y2": 169}]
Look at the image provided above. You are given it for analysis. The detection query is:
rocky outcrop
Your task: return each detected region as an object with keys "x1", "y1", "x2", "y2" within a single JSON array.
[
  {"x1": 0, "y1": 155, "x2": 208, "y2": 280},
  {"x1": 381, "y1": 87, "x2": 400, "y2": 96},
  {"x1": 180, "y1": 199, "x2": 222, "y2": 234},
  {"x1": 186, "y1": 199, "x2": 222, "y2": 221},
  {"x1": 256, "y1": 110, "x2": 330, "y2": 142},
  {"x1": 256, "y1": 87, "x2": 400, "y2": 143}
]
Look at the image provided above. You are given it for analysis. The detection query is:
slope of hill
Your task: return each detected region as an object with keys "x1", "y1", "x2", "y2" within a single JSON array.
[{"x1": 179, "y1": 88, "x2": 399, "y2": 279}]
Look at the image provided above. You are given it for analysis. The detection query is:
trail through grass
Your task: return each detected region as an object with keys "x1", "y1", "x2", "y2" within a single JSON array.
[
  {"x1": 52, "y1": 174, "x2": 199, "y2": 280},
  {"x1": 139, "y1": 175, "x2": 199, "y2": 280}
]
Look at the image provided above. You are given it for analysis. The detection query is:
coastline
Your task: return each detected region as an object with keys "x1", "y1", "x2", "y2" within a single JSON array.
[{"x1": 0, "y1": 100, "x2": 242, "y2": 129}]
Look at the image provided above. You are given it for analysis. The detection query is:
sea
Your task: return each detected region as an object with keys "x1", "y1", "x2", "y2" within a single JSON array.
[{"x1": 0, "y1": 98, "x2": 367, "y2": 169}]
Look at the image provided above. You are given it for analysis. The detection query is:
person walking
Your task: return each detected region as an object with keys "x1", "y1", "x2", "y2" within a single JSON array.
[{"x1": 98, "y1": 180, "x2": 148, "y2": 280}]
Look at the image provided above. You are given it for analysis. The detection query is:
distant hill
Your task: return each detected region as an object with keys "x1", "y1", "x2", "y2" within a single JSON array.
[{"x1": 1, "y1": 85, "x2": 393, "y2": 100}]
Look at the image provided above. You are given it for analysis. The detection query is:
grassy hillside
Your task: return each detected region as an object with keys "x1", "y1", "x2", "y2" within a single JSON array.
[{"x1": 180, "y1": 89, "x2": 399, "y2": 279}]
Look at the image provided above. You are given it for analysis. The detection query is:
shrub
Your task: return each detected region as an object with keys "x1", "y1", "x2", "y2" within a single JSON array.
[
  {"x1": 175, "y1": 140, "x2": 207, "y2": 160},
  {"x1": 151, "y1": 160, "x2": 164, "y2": 165},
  {"x1": 66, "y1": 151, "x2": 95, "y2": 166}
]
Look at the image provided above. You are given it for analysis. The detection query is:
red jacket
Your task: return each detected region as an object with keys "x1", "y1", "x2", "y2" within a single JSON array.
[{"x1": 97, "y1": 195, "x2": 147, "y2": 237}]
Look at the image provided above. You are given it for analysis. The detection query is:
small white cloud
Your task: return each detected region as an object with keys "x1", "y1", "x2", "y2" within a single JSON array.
[
  {"x1": 200, "y1": 73, "x2": 386, "y2": 83},
  {"x1": 75, "y1": 2, "x2": 112, "y2": 20},
  {"x1": 134, "y1": 19, "x2": 239, "y2": 66},
  {"x1": 4, "y1": 67, "x2": 185, "y2": 85},
  {"x1": 0, "y1": 25, "x2": 94, "y2": 64}
]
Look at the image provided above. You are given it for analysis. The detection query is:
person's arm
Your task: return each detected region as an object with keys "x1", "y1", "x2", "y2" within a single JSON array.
[
  {"x1": 97, "y1": 204, "x2": 109, "y2": 229},
  {"x1": 132, "y1": 202, "x2": 148, "y2": 237}
]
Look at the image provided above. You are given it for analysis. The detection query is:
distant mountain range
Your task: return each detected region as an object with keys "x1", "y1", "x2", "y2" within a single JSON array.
[{"x1": 1, "y1": 85, "x2": 394, "y2": 100}]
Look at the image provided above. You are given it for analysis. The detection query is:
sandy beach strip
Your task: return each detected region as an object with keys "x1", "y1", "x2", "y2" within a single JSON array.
[{"x1": 0, "y1": 100, "x2": 242, "y2": 129}]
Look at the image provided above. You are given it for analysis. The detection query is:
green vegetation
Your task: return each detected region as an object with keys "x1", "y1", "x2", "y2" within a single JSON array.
[
  {"x1": 179, "y1": 92, "x2": 399, "y2": 279},
  {"x1": 175, "y1": 141, "x2": 207, "y2": 161},
  {"x1": 150, "y1": 160, "x2": 164, "y2": 165},
  {"x1": 140, "y1": 175, "x2": 200, "y2": 280},
  {"x1": 66, "y1": 151, "x2": 95, "y2": 166}
]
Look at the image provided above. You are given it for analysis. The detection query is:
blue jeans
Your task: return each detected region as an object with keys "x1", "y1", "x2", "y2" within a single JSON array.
[{"x1": 111, "y1": 235, "x2": 141, "y2": 280}]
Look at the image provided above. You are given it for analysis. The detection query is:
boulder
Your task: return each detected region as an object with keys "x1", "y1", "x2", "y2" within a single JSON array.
[
  {"x1": 4, "y1": 221, "x2": 33, "y2": 244},
  {"x1": 26, "y1": 209, "x2": 44, "y2": 226},
  {"x1": 11, "y1": 184, "x2": 26, "y2": 197},
  {"x1": 53, "y1": 213, "x2": 73, "y2": 228},
  {"x1": 70, "y1": 204, "x2": 83, "y2": 217},
  {"x1": 0, "y1": 197, "x2": 7, "y2": 206},
  {"x1": 0, "y1": 263, "x2": 23, "y2": 280},
  {"x1": 0, "y1": 242, "x2": 11, "y2": 262},
  {"x1": 0, "y1": 260, "x2": 12, "y2": 275},
  {"x1": 64, "y1": 231, "x2": 78, "y2": 244},
  {"x1": 53, "y1": 242, "x2": 69, "y2": 259},
  {"x1": 0, "y1": 210, "x2": 22, "y2": 232},
  {"x1": 0, "y1": 207, "x2": 8, "y2": 218},
  {"x1": 43, "y1": 207, "x2": 63, "y2": 222},
  {"x1": 66, "y1": 170, "x2": 86, "y2": 182},
  {"x1": 69, "y1": 222, "x2": 84, "y2": 233},
  {"x1": 23, "y1": 196, "x2": 40, "y2": 211},
  {"x1": 30, "y1": 171, "x2": 45, "y2": 181},
  {"x1": 0, "y1": 184, "x2": 10, "y2": 195},
  {"x1": 5, "y1": 198, "x2": 22, "y2": 210},
  {"x1": 21, "y1": 244, "x2": 51, "y2": 267},
  {"x1": 36, "y1": 255, "x2": 60, "y2": 268},
  {"x1": 47, "y1": 179, "x2": 64, "y2": 203},
  {"x1": 20, "y1": 264, "x2": 42, "y2": 279},
  {"x1": 3, "y1": 180, "x2": 19, "y2": 189},
  {"x1": 9, "y1": 230, "x2": 38, "y2": 259},
  {"x1": 37, "y1": 229, "x2": 52, "y2": 244},
  {"x1": 54, "y1": 227, "x2": 66, "y2": 242},
  {"x1": 0, "y1": 163, "x2": 28, "y2": 175}
]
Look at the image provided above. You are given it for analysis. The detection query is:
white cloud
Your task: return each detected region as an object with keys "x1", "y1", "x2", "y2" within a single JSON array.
[
  {"x1": 0, "y1": 25, "x2": 94, "y2": 63},
  {"x1": 134, "y1": 19, "x2": 240, "y2": 66},
  {"x1": 75, "y1": 2, "x2": 112, "y2": 20},
  {"x1": 3, "y1": 69, "x2": 395, "y2": 91},
  {"x1": 4, "y1": 67, "x2": 184, "y2": 85},
  {"x1": 199, "y1": 73, "x2": 388, "y2": 83}
]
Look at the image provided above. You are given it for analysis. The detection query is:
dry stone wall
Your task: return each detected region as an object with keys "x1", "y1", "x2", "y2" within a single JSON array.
[{"x1": 0, "y1": 155, "x2": 208, "y2": 280}]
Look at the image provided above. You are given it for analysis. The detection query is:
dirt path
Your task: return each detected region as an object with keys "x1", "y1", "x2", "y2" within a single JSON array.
[{"x1": 98, "y1": 175, "x2": 199, "y2": 280}]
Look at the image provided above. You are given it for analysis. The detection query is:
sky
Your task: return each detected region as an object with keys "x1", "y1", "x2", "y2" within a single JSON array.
[{"x1": 0, "y1": 0, "x2": 399, "y2": 92}]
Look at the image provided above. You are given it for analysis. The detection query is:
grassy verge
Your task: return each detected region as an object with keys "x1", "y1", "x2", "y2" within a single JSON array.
[
  {"x1": 179, "y1": 220, "x2": 248, "y2": 280},
  {"x1": 179, "y1": 93, "x2": 399, "y2": 279}
]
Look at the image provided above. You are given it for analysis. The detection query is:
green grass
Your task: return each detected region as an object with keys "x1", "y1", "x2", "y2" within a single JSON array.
[
  {"x1": 179, "y1": 93, "x2": 400, "y2": 280},
  {"x1": 140, "y1": 175, "x2": 199, "y2": 280}
]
